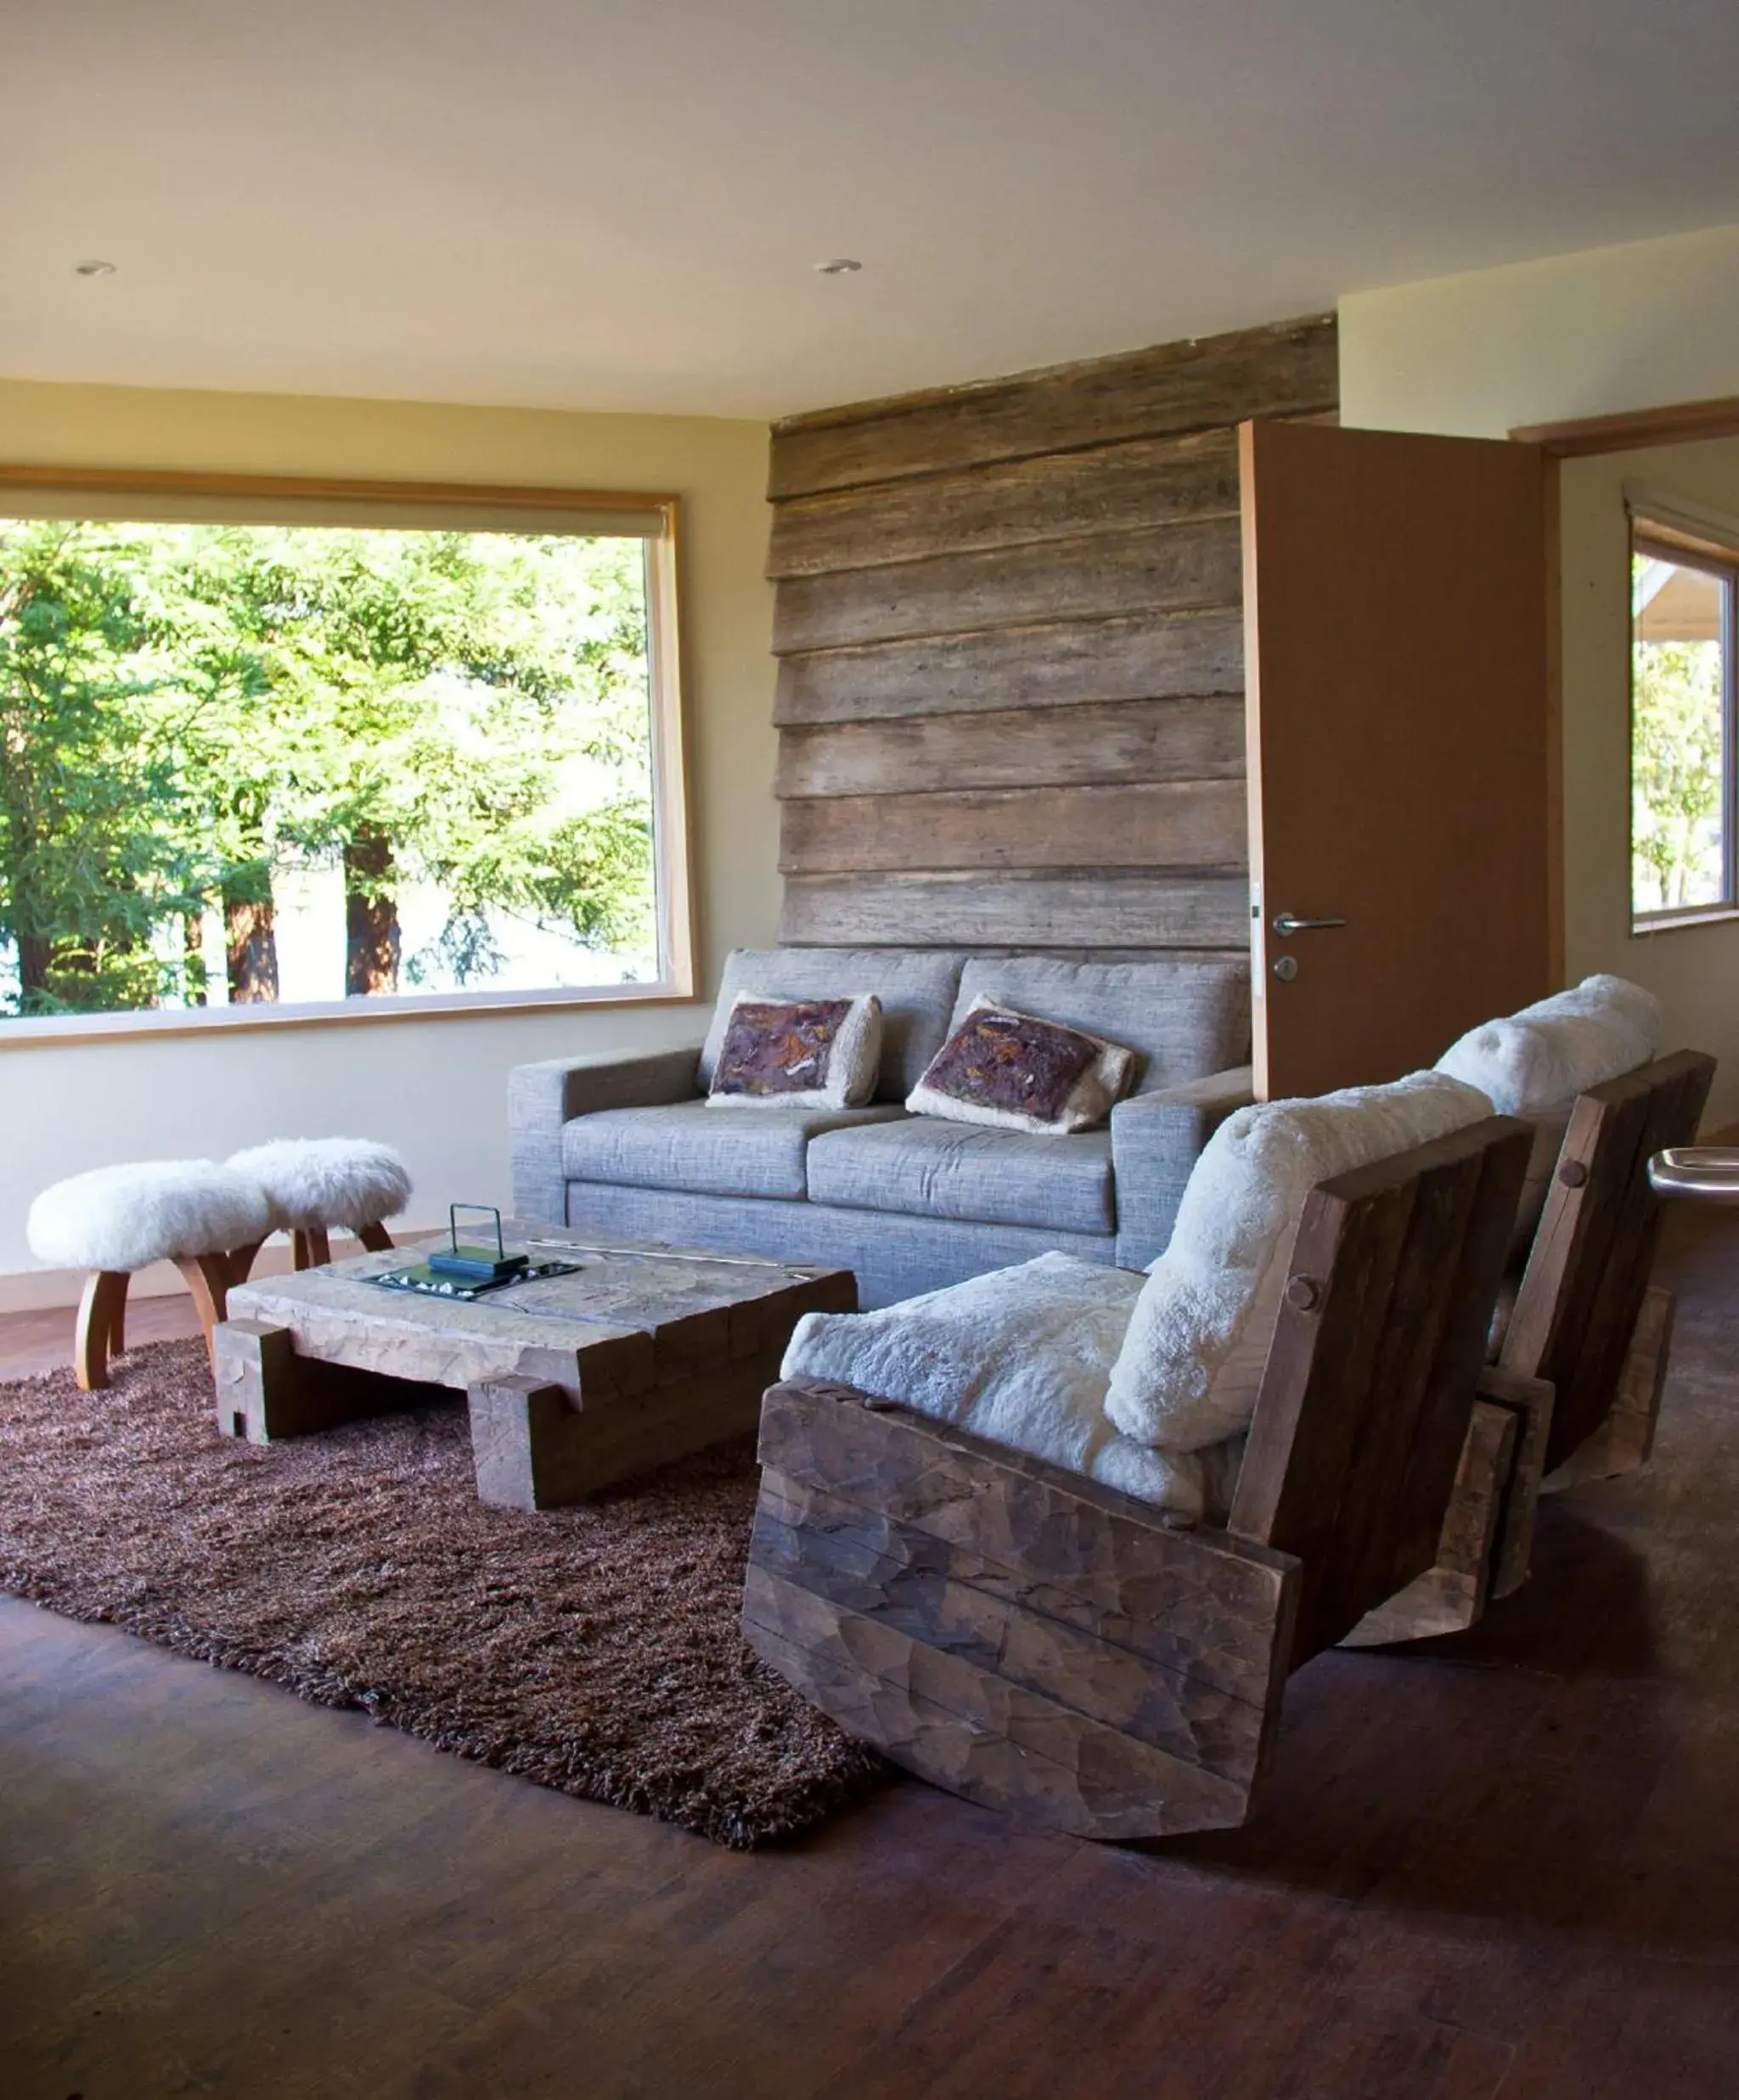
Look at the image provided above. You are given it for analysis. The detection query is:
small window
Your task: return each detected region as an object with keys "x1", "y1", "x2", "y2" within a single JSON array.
[{"x1": 1630, "y1": 529, "x2": 1738, "y2": 927}]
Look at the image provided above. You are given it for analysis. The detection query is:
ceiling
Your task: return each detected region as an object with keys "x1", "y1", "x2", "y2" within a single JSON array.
[{"x1": 7, "y1": 0, "x2": 1739, "y2": 421}]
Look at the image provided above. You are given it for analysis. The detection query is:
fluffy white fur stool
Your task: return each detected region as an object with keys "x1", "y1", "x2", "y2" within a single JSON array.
[
  {"x1": 27, "y1": 1161, "x2": 276, "y2": 1393},
  {"x1": 227, "y1": 1137, "x2": 411, "y2": 1270}
]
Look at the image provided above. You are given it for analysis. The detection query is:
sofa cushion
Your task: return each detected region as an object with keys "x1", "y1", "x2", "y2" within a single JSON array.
[
  {"x1": 562, "y1": 1101, "x2": 908, "y2": 1202},
  {"x1": 706, "y1": 992, "x2": 882, "y2": 1110},
  {"x1": 1104, "y1": 1069, "x2": 1494, "y2": 1453},
  {"x1": 948, "y1": 955, "x2": 1249, "y2": 1095},
  {"x1": 700, "y1": 948, "x2": 965, "y2": 1102},
  {"x1": 779, "y1": 1252, "x2": 1227, "y2": 1517},
  {"x1": 907, "y1": 996, "x2": 1136, "y2": 1134},
  {"x1": 806, "y1": 1116, "x2": 1114, "y2": 1234}
]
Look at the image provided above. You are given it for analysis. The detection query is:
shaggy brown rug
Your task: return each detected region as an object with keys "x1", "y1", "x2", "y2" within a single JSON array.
[{"x1": 0, "y1": 1339, "x2": 884, "y2": 1847}]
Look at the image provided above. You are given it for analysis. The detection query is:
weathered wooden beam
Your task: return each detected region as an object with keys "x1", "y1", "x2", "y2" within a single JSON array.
[
  {"x1": 767, "y1": 428, "x2": 1240, "y2": 578},
  {"x1": 775, "y1": 695, "x2": 1244, "y2": 799},
  {"x1": 755, "y1": 1382, "x2": 1297, "y2": 1702},
  {"x1": 778, "y1": 869, "x2": 1248, "y2": 949},
  {"x1": 768, "y1": 313, "x2": 1338, "y2": 498},
  {"x1": 773, "y1": 607, "x2": 1244, "y2": 728},
  {"x1": 771, "y1": 515, "x2": 1241, "y2": 656},
  {"x1": 778, "y1": 780, "x2": 1247, "y2": 875},
  {"x1": 742, "y1": 1381, "x2": 1303, "y2": 1839},
  {"x1": 751, "y1": 1469, "x2": 1271, "y2": 1781}
]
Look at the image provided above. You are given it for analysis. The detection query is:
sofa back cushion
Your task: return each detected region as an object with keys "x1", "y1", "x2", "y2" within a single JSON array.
[
  {"x1": 1103, "y1": 1069, "x2": 1494, "y2": 1453},
  {"x1": 948, "y1": 956, "x2": 1249, "y2": 1096},
  {"x1": 700, "y1": 948, "x2": 965, "y2": 1103}
]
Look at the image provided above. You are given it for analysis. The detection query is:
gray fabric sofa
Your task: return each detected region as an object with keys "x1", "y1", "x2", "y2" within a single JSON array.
[{"x1": 509, "y1": 947, "x2": 1252, "y2": 1307}]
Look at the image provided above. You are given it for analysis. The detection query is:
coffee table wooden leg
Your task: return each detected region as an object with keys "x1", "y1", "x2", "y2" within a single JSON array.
[
  {"x1": 212, "y1": 1317, "x2": 393, "y2": 1442},
  {"x1": 470, "y1": 1374, "x2": 577, "y2": 1511}
]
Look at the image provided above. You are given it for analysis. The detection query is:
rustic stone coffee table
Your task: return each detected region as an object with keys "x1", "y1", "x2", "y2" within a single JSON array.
[{"x1": 213, "y1": 1227, "x2": 855, "y2": 1510}]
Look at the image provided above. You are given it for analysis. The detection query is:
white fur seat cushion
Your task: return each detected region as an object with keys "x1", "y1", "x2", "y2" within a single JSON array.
[
  {"x1": 27, "y1": 1162, "x2": 275, "y2": 1272},
  {"x1": 227, "y1": 1138, "x2": 412, "y2": 1234},
  {"x1": 780, "y1": 1252, "x2": 1241, "y2": 1519},
  {"x1": 1436, "y1": 974, "x2": 1663, "y2": 1253},
  {"x1": 1104, "y1": 1070, "x2": 1494, "y2": 1453}
]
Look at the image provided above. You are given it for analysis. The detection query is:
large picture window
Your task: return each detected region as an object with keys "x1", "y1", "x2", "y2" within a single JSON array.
[
  {"x1": 0, "y1": 475, "x2": 689, "y2": 1033},
  {"x1": 1629, "y1": 491, "x2": 1739, "y2": 931}
]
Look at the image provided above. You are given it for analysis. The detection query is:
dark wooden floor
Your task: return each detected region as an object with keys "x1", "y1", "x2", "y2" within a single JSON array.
[{"x1": 5, "y1": 1214, "x2": 1739, "y2": 2099}]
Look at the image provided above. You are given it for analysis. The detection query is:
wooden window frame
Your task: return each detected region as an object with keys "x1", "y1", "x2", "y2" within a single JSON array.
[
  {"x1": 1629, "y1": 520, "x2": 1739, "y2": 935},
  {"x1": 0, "y1": 466, "x2": 695, "y2": 1048}
]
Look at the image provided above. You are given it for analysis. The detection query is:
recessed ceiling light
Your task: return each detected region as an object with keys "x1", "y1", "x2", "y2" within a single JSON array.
[
  {"x1": 73, "y1": 259, "x2": 116, "y2": 278},
  {"x1": 814, "y1": 257, "x2": 862, "y2": 276}
]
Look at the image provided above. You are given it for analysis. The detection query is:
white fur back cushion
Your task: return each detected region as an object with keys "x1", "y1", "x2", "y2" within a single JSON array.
[
  {"x1": 1104, "y1": 1070, "x2": 1494, "y2": 1453},
  {"x1": 1436, "y1": 974, "x2": 1662, "y2": 1256},
  {"x1": 1435, "y1": 975, "x2": 1661, "y2": 1118},
  {"x1": 227, "y1": 1138, "x2": 412, "y2": 1232},
  {"x1": 781, "y1": 1253, "x2": 1231, "y2": 1517},
  {"x1": 28, "y1": 1162, "x2": 275, "y2": 1271}
]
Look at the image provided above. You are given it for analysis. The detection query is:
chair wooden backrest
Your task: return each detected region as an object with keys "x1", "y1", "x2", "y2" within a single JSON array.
[
  {"x1": 743, "y1": 1113, "x2": 1531, "y2": 1840},
  {"x1": 1230, "y1": 1113, "x2": 1531, "y2": 1664},
  {"x1": 1500, "y1": 1050, "x2": 1714, "y2": 1472}
]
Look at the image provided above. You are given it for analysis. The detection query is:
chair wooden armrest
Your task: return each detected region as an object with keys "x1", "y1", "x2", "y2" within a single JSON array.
[
  {"x1": 1505, "y1": 1050, "x2": 1714, "y2": 1478},
  {"x1": 742, "y1": 1114, "x2": 1532, "y2": 1840}
]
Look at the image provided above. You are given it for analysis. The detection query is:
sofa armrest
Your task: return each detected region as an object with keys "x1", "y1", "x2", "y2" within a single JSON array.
[
  {"x1": 509, "y1": 1044, "x2": 703, "y2": 1225},
  {"x1": 1111, "y1": 1064, "x2": 1254, "y2": 1269}
]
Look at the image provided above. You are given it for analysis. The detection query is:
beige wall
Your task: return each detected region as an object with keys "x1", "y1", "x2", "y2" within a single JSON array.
[
  {"x1": 0, "y1": 380, "x2": 778, "y2": 1299},
  {"x1": 1341, "y1": 220, "x2": 1739, "y2": 439},
  {"x1": 1559, "y1": 439, "x2": 1739, "y2": 1129}
]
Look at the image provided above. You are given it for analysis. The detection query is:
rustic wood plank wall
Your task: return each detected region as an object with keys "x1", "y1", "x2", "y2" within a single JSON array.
[{"x1": 767, "y1": 312, "x2": 1338, "y2": 954}]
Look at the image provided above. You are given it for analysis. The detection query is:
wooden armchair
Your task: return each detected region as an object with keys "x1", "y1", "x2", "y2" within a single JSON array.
[
  {"x1": 741, "y1": 1116, "x2": 1530, "y2": 1840},
  {"x1": 1347, "y1": 1048, "x2": 1715, "y2": 1646}
]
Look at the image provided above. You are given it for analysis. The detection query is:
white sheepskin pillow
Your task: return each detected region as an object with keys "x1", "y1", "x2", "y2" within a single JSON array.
[
  {"x1": 1104, "y1": 1070, "x2": 1494, "y2": 1453},
  {"x1": 781, "y1": 1253, "x2": 1230, "y2": 1518},
  {"x1": 1436, "y1": 974, "x2": 1660, "y2": 1117},
  {"x1": 705, "y1": 992, "x2": 882, "y2": 1111},
  {"x1": 1436, "y1": 974, "x2": 1662, "y2": 1253},
  {"x1": 27, "y1": 1161, "x2": 275, "y2": 1272},
  {"x1": 227, "y1": 1138, "x2": 412, "y2": 1233}
]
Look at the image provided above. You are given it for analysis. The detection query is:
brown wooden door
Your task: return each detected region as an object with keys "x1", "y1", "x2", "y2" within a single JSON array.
[{"x1": 1241, "y1": 419, "x2": 1552, "y2": 1101}]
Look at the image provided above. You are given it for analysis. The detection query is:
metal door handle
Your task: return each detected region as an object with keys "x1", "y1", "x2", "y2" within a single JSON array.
[{"x1": 1272, "y1": 913, "x2": 1348, "y2": 937}]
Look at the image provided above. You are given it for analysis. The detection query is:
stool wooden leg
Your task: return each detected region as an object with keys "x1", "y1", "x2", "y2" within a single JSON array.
[
  {"x1": 173, "y1": 1254, "x2": 234, "y2": 1374},
  {"x1": 356, "y1": 1220, "x2": 394, "y2": 1253},
  {"x1": 108, "y1": 1270, "x2": 130, "y2": 1360},
  {"x1": 76, "y1": 1270, "x2": 130, "y2": 1393},
  {"x1": 228, "y1": 1240, "x2": 264, "y2": 1288},
  {"x1": 290, "y1": 1227, "x2": 332, "y2": 1270}
]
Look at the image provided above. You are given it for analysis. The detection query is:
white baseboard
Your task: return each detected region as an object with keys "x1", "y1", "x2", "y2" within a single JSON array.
[{"x1": 0, "y1": 1225, "x2": 442, "y2": 1315}]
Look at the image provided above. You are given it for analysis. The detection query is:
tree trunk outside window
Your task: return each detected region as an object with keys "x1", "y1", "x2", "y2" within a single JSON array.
[
  {"x1": 344, "y1": 826, "x2": 401, "y2": 997},
  {"x1": 223, "y1": 892, "x2": 279, "y2": 1003}
]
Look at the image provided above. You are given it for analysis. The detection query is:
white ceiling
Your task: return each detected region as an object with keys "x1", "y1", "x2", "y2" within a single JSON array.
[{"x1": 6, "y1": 0, "x2": 1739, "y2": 421}]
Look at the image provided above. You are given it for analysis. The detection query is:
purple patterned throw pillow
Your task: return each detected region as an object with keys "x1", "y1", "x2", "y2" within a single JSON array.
[
  {"x1": 706, "y1": 992, "x2": 883, "y2": 1110},
  {"x1": 907, "y1": 996, "x2": 1136, "y2": 1134}
]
